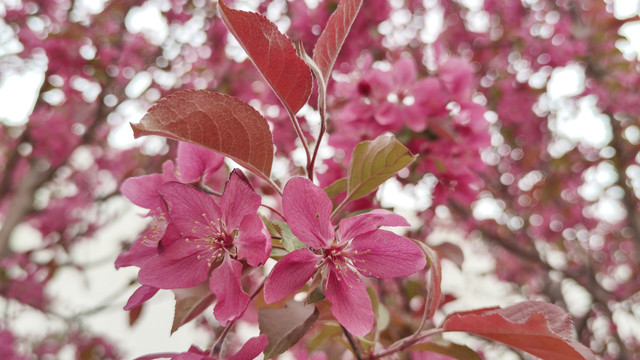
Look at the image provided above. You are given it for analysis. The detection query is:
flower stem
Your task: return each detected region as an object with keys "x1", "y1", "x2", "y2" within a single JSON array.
[{"x1": 341, "y1": 325, "x2": 362, "y2": 360}]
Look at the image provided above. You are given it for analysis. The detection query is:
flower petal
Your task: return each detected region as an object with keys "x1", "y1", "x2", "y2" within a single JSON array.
[
  {"x1": 323, "y1": 267, "x2": 373, "y2": 337},
  {"x1": 349, "y1": 230, "x2": 426, "y2": 278},
  {"x1": 209, "y1": 256, "x2": 249, "y2": 326},
  {"x1": 159, "y1": 182, "x2": 222, "y2": 239},
  {"x1": 235, "y1": 214, "x2": 271, "y2": 267},
  {"x1": 264, "y1": 248, "x2": 320, "y2": 304},
  {"x1": 219, "y1": 169, "x2": 262, "y2": 231},
  {"x1": 121, "y1": 174, "x2": 165, "y2": 214},
  {"x1": 124, "y1": 285, "x2": 159, "y2": 310},
  {"x1": 282, "y1": 177, "x2": 334, "y2": 249},
  {"x1": 138, "y1": 251, "x2": 210, "y2": 289},
  {"x1": 337, "y1": 209, "x2": 410, "y2": 243},
  {"x1": 177, "y1": 141, "x2": 224, "y2": 183},
  {"x1": 227, "y1": 335, "x2": 268, "y2": 360}
]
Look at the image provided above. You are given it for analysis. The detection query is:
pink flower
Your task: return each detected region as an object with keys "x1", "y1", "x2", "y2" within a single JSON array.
[
  {"x1": 137, "y1": 169, "x2": 271, "y2": 325},
  {"x1": 264, "y1": 177, "x2": 426, "y2": 336}
]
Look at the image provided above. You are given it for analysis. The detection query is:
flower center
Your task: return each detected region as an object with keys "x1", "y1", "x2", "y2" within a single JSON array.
[{"x1": 185, "y1": 213, "x2": 236, "y2": 266}]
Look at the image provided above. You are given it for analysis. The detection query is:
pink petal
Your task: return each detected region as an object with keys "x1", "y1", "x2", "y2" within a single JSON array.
[
  {"x1": 138, "y1": 250, "x2": 210, "y2": 289},
  {"x1": 177, "y1": 141, "x2": 224, "y2": 183},
  {"x1": 121, "y1": 174, "x2": 165, "y2": 214},
  {"x1": 227, "y1": 335, "x2": 268, "y2": 360},
  {"x1": 124, "y1": 285, "x2": 159, "y2": 310},
  {"x1": 349, "y1": 230, "x2": 426, "y2": 278},
  {"x1": 115, "y1": 234, "x2": 159, "y2": 269},
  {"x1": 158, "y1": 182, "x2": 222, "y2": 239},
  {"x1": 282, "y1": 177, "x2": 334, "y2": 249},
  {"x1": 323, "y1": 267, "x2": 373, "y2": 337},
  {"x1": 219, "y1": 169, "x2": 262, "y2": 231},
  {"x1": 392, "y1": 57, "x2": 417, "y2": 86},
  {"x1": 337, "y1": 209, "x2": 410, "y2": 243},
  {"x1": 235, "y1": 214, "x2": 271, "y2": 267},
  {"x1": 263, "y1": 248, "x2": 320, "y2": 304},
  {"x1": 209, "y1": 256, "x2": 249, "y2": 326}
]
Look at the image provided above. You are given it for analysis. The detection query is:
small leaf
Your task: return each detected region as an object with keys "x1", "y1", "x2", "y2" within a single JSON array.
[
  {"x1": 313, "y1": 0, "x2": 363, "y2": 83},
  {"x1": 218, "y1": 0, "x2": 312, "y2": 115},
  {"x1": 132, "y1": 90, "x2": 273, "y2": 179},
  {"x1": 346, "y1": 134, "x2": 415, "y2": 202},
  {"x1": 259, "y1": 301, "x2": 320, "y2": 358},
  {"x1": 409, "y1": 337, "x2": 482, "y2": 360},
  {"x1": 442, "y1": 301, "x2": 595, "y2": 360},
  {"x1": 414, "y1": 240, "x2": 442, "y2": 320},
  {"x1": 324, "y1": 177, "x2": 347, "y2": 200},
  {"x1": 171, "y1": 283, "x2": 215, "y2": 334},
  {"x1": 271, "y1": 220, "x2": 307, "y2": 252}
]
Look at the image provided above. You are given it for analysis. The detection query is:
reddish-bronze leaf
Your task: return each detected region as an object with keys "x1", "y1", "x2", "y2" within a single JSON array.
[
  {"x1": 313, "y1": 0, "x2": 363, "y2": 83},
  {"x1": 171, "y1": 283, "x2": 216, "y2": 334},
  {"x1": 131, "y1": 90, "x2": 273, "y2": 178},
  {"x1": 259, "y1": 301, "x2": 319, "y2": 358},
  {"x1": 218, "y1": 0, "x2": 312, "y2": 115},
  {"x1": 442, "y1": 301, "x2": 595, "y2": 360}
]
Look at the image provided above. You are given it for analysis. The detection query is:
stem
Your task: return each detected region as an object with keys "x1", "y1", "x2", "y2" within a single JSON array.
[
  {"x1": 341, "y1": 325, "x2": 362, "y2": 360},
  {"x1": 285, "y1": 105, "x2": 311, "y2": 176},
  {"x1": 295, "y1": 40, "x2": 328, "y2": 181},
  {"x1": 260, "y1": 203, "x2": 286, "y2": 220},
  {"x1": 211, "y1": 278, "x2": 266, "y2": 357}
]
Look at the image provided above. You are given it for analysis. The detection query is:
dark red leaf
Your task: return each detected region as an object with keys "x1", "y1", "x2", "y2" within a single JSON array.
[
  {"x1": 218, "y1": 0, "x2": 312, "y2": 115},
  {"x1": 131, "y1": 90, "x2": 273, "y2": 179},
  {"x1": 442, "y1": 301, "x2": 595, "y2": 360},
  {"x1": 313, "y1": 0, "x2": 363, "y2": 83}
]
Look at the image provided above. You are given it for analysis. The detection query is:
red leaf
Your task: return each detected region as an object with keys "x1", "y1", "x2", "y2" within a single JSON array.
[
  {"x1": 131, "y1": 90, "x2": 273, "y2": 178},
  {"x1": 442, "y1": 301, "x2": 595, "y2": 360},
  {"x1": 218, "y1": 0, "x2": 312, "y2": 115},
  {"x1": 313, "y1": 0, "x2": 363, "y2": 83}
]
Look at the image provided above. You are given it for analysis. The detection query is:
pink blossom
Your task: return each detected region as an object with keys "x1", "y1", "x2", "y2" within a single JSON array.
[
  {"x1": 137, "y1": 170, "x2": 271, "y2": 325},
  {"x1": 264, "y1": 177, "x2": 426, "y2": 336}
]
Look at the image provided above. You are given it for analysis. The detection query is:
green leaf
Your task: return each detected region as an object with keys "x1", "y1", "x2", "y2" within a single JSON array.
[
  {"x1": 409, "y1": 337, "x2": 483, "y2": 360},
  {"x1": 259, "y1": 301, "x2": 320, "y2": 358},
  {"x1": 271, "y1": 220, "x2": 306, "y2": 252},
  {"x1": 324, "y1": 177, "x2": 347, "y2": 200},
  {"x1": 346, "y1": 134, "x2": 415, "y2": 202}
]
